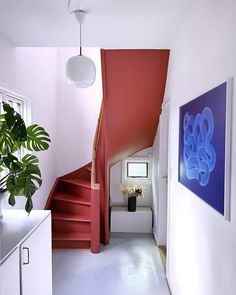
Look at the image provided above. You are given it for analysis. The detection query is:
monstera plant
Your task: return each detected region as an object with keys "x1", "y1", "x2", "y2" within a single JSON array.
[{"x1": 0, "y1": 102, "x2": 50, "y2": 214}]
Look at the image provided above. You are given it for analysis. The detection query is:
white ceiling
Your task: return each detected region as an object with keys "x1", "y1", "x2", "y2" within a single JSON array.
[{"x1": 0, "y1": 0, "x2": 192, "y2": 48}]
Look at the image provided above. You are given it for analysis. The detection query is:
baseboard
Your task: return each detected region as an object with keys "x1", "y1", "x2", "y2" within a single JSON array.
[
  {"x1": 152, "y1": 230, "x2": 172, "y2": 293},
  {"x1": 166, "y1": 274, "x2": 173, "y2": 295},
  {"x1": 152, "y1": 230, "x2": 158, "y2": 245},
  {"x1": 153, "y1": 230, "x2": 172, "y2": 293}
]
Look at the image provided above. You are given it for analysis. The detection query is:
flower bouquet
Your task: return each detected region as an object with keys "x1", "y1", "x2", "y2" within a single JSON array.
[{"x1": 121, "y1": 184, "x2": 144, "y2": 212}]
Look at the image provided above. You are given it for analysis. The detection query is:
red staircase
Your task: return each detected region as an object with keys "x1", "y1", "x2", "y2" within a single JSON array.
[
  {"x1": 45, "y1": 163, "x2": 100, "y2": 253},
  {"x1": 46, "y1": 49, "x2": 170, "y2": 253}
]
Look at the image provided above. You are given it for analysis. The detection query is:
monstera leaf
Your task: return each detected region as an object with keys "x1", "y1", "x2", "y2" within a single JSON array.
[
  {"x1": 0, "y1": 102, "x2": 50, "y2": 214},
  {"x1": 6, "y1": 174, "x2": 24, "y2": 197},
  {"x1": 0, "y1": 126, "x2": 15, "y2": 155},
  {"x1": 2, "y1": 153, "x2": 22, "y2": 172},
  {"x1": 0, "y1": 158, "x2": 5, "y2": 173},
  {"x1": 3, "y1": 102, "x2": 27, "y2": 141},
  {"x1": 23, "y1": 124, "x2": 51, "y2": 151},
  {"x1": 22, "y1": 154, "x2": 39, "y2": 167},
  {"x1": 25, "y1": 197, "x2": 34, "y2": 214},
  {"x1": 0, "y1": 113, "x2": 5, "y2": 126},
  {"x1": 8, "y1": 194, "x2": 16, "y2": 206},
  {"x1": 6, "y1": 164, "x2": 42, "y2": 213},
  {"x1": 0, "y1": 102, "x2": 27, "y2": 155}
]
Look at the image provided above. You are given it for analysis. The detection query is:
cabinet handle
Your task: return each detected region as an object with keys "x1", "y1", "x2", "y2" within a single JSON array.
[{"x1": 23, "y1": 247, "x2": 30, "y2": 265}]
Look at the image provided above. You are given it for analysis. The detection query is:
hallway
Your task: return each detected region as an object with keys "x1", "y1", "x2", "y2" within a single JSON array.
[{"x1": 52, "y1": 234, "x2": 170, "y2": 295}]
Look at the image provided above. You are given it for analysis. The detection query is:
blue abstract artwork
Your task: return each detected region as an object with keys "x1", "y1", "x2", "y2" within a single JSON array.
[{"x1": 179, "y1": 83, "x2": 227, "y2": 215}]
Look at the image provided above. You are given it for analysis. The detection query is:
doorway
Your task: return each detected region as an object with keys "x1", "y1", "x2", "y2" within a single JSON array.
[{"x1": 155, "y1": 101, "x2": 169, "y2": 270}]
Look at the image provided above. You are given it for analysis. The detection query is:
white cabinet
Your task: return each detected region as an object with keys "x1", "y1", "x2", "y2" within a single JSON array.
[
  {"x1": 111, "y1": 207, "x2": 153, "y2": 233},
  {"x1": 0, "y1": 248, "x2": 20, "y2": 295},
  {"x1": 21, "y1": 216, "x2": 52, "y2": 295},
  {"x1": 0, "y1": 210, "x2": 52, "y2": 295}
]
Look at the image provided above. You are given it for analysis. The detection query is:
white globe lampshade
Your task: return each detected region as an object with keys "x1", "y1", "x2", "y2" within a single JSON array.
[{"x1": 66, "y1": 55, "x2": 96, "y2": 88}]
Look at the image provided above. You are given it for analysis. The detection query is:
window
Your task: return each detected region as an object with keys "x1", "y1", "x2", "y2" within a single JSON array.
[
  {"x1": 0, "y1": 87, "x2": 29, "y2": 159},
  {"x1": 127, "y1": 162, "x2": 148, "y2": 178},
  {"x1": 122, "y1": 157, "x2": 151, "y2": 182},
  {"x1": 0, "y1": 92, "x2": 27, "y2": 119}
]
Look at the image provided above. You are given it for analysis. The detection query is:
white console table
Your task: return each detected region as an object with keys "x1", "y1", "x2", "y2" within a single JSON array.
[{"x1": 111, "y1": 207, "x2": 152, "y2": 233}]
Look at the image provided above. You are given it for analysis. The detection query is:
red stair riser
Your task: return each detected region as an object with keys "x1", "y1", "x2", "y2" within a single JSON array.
[
  {"x1": 61, "y1": 183, "x2": 91, "y2": 199},
  {"x1": 52, "y1": 200, "x2": 91, "y2": 216},
  {"x1": 53, "y1": 240, "x2": 90, "y2": 249},
  {"x1": 52, "y1": 219, "x2": 91, "y2": 234}
]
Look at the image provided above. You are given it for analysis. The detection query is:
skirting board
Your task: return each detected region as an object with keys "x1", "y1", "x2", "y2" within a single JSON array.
[{"x1": 153, "y1": 230, "x2": 158, "y2": 245}]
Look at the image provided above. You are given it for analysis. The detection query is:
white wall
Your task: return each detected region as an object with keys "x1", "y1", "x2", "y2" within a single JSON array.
[
  {"x1": 110, "y1": 148, "x2": 153, "y2": 207},
  {"x1": 165, "y1": 1, "x2": 236, "y2": 294},
  {"x1": 56, "y1": 48, "x2": 102, "y2": 176},
  {"x1": 0, "y1": 36, "x2": 103, "y2": 209},
  {"x1": 0, "y1": 34, "x2": 58, "y2": 209}
]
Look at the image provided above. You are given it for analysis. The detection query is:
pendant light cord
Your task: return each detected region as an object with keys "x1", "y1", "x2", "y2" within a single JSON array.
[
  {"x1": 80, "y1": 24, "x2": 82, "y2": 55},
  {"x1": 68, "y1": 0, "x2": 83, "y2": 56}
]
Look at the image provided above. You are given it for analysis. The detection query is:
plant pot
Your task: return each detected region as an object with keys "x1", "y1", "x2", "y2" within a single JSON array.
[
  {"x1": 0, "y1": 192, "x2": 8, "y2": 219},
  {"x1": 128, "y1": 196, "x2": 136, "y2": 212}
]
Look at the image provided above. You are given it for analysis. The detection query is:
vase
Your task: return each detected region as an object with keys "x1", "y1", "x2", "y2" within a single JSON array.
[
  {"x1": 128, "y1": 196, "x2": 136, "y2": 212},
  {"x1": 0, "y1": 192, "x2": 8, "y2": 219}
]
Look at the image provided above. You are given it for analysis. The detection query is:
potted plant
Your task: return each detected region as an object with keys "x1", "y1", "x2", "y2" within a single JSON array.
[
  {"x1": 0, "y1": 102, "x2": 50, "y2": 218},
  {"x1": 121, "y1": 184, "x2": 144, "y2": 212}
]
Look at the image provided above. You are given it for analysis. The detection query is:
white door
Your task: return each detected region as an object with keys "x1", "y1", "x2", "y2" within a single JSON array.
[
  {"x1": 21, "y1": 216, "x2": 52, "y2": 295},
  {"x1": 157, "y1": 102, "x2": 169, "y2": 245},
  {"x1": 0, "y1": 248, "x2": 20, "y2": 295}
]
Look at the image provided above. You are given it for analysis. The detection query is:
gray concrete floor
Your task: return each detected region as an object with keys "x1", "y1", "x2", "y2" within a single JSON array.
[{"x1": 52, "y1": 233, "x2": 170, "y2": 295}]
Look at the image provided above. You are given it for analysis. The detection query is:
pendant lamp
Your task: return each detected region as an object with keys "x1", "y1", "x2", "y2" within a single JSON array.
[{"x1": 66, "y1": 2, "x2": 96, "y2": 88}]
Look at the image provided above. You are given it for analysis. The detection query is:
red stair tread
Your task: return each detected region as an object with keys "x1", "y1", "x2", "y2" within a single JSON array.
[
  {"x1": 52, "y1": 212, "x2": 91, "y2": 222},
  {"x1": 61, "y1": 178, "x2": 91, "y2": 188},
  {"x1": 53, "y1": 193, "x2": 91, "y2": 206},
  {"x1": 53, "y1": 232, "x2": 91, "y2": 241}
]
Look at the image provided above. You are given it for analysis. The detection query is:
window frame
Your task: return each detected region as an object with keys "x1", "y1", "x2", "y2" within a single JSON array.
[
  {"x1": 0, "y1": 87, "x2": 31, "y2": 159},
  {"x1": 126, "y1": 161, "x2": 149, "y2": 179},
  {"x1": 0, "y1": 87, "x2": 30, "y2": 126},
  {"x1": 122, "y1": 157, "x2": 152, "y2": 182}
]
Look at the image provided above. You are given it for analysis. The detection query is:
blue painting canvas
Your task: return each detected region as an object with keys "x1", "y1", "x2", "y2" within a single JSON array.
[{"x1": 178, "y1": 82, "x2": 227, "y2": 215}]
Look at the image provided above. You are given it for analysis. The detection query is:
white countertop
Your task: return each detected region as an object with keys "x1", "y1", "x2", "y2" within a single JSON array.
[{"x1": 0, "y1": 210, "x2": 51, "y2": 264}]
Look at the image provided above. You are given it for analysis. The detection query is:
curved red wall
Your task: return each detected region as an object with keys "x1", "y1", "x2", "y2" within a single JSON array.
[{"x1": 96, "y1": 49, "x2": 170, "y2": 243}]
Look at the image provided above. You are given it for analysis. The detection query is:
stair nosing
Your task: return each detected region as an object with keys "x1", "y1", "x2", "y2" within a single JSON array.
[
  {"x1": 53, "y1": 193, "x2": 91, "y2": 206},
  {"x1": 61, "y1": 178, "x2": 91, "y2": 189},
  {"x1": 52, "y1": 213, "x2": 91, "y2": 223}
]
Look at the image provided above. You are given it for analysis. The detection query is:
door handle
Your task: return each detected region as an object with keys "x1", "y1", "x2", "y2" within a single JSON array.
[{"x1": 23, "y1": 247, "x2": 30, "y2": 265}]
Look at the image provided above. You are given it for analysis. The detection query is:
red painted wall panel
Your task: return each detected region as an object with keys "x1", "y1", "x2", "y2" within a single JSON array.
[{"x1": 97, "y1": 49, "x2": 169, "y2": 243}]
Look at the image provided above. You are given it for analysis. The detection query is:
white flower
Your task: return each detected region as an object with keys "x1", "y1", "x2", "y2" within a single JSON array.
[{"x1": 120, "y1": 184, "x2": 145, "y2": 198}]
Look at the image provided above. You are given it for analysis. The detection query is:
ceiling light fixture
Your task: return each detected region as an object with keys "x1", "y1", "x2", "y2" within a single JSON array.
[{"x1": 66, "y1": 0, "x2": 96, "y2": 88}]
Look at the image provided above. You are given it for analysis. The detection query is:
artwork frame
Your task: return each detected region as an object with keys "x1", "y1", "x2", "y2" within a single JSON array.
[{"x1": 178, "y1": 78, "x2": 233, "y2": 220}]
